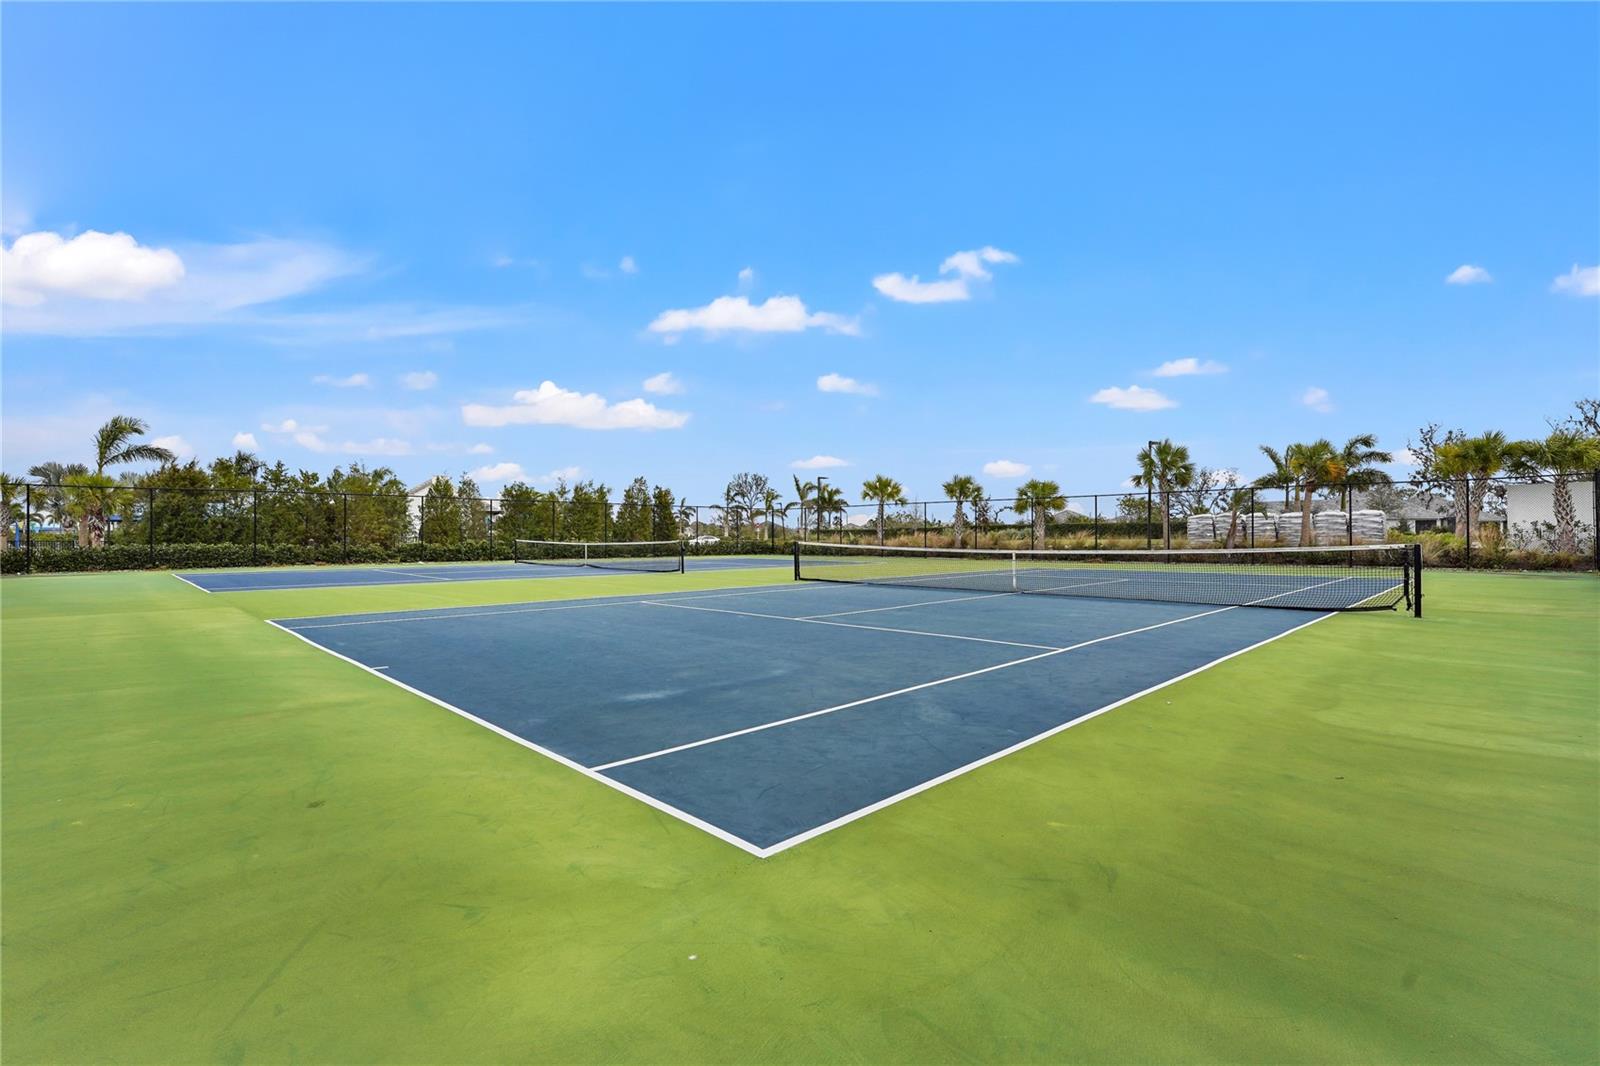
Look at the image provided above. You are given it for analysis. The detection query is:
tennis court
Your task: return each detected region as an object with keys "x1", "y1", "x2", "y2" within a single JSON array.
[{"x1": 271, "y1": 564, "x2": 1378, "y2": 855}]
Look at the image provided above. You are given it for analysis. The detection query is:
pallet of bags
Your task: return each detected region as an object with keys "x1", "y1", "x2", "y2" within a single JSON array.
[
  {"x1": 1184, "y1": 513, "x2": 1216, "y2": 546},
  {"x1": 1276, "y1": 512, "x2": 1303, "y2": 546},
  {"x1": 1313, "y1": 510, "x2": 1349, "y2": 545},
  {"x1": 1351, "y1": 509, "x2": 1387, "y2": 543},
  {"x1": 1242, "y1": 512, "x2": 1275, "y2": 545}
]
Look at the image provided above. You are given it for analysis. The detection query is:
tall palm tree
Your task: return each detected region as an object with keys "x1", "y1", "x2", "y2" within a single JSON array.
[
  {"x1": 675, "y1": 502, "x2": 698, "y2": 538},
  {"x1": 1013, "y1": 479, "x2": 1065, "y2": 546},
  {"x1": 1131, "y1": 439, "x2": 1196, "y2": 549},
  {"x1": 790, "y1": 475, "x2": 816, "y2": 537},
  {"x1": 760, "y1": 486, "x2": 785, "y2": 539},
  {"x1": 941, "y1": 474, "x2": 980, "y2": 548},
  {"x1": 1452, "y1": 430, "x2": 1515, "y2": 533},
  {"x1": 1509, "y1": 430, "x2": 1600, "y2": 554},
  {"x1": 814, "y1": 483, "x2": 848, "y2": 535},
  {"x1": 859, "y1": 475, "x2": 908, "y2": 546},
  {"x1": 1253, "y1": 445, "x2": 1296, "y2": 511},
  {"x1": 1281, "y1": 434, "x2": 1393, "y2": 546},
  {"x1": 72, "y1": 416, "x2": 175, "y2": 546},
  {"x1": 26, "y1": 461, "x2": 86, "y2": 533}
]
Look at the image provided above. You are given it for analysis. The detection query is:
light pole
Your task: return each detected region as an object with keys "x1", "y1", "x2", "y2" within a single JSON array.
[
  {"x1": 1146, "y1": 440, "x2": 1161, "y2": 550},
  {"x1": 815, "y1": 476, "x2": 827, "y2": 539}
]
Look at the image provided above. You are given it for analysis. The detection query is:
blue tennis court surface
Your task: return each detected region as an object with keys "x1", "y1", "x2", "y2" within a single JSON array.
[
  {"x1": 177, "y1": 555, "x2": 791, "y2": 592},
  {"x1": 271, "y1": 580, "x2": 1338, "y2": 856}
]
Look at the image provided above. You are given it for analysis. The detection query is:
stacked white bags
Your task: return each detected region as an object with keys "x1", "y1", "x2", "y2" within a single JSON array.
[
  {"x1": 1184, "y1": 513, "x2": 1216, "y2": 546},
  {"x1": 1242, "y1": 512, "x2": 1275, "y2": 545},
  {"x1": 1351, "y1": 509, "x2": 1387, "y2": 543},
  {"x1": 1276, "y1": 512, "x2": 1304, "y2": 546},
  {"x1": 1314, "y1": 510, "x2": 1349, "y2": 545}
]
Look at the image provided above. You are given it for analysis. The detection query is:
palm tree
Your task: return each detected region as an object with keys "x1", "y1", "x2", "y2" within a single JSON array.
[
  {"x1": 814, "y1": 483, "x2": 848, "y2": 536},
  {"x1": 0, "y1": 473, "x2": 28, "y2": 545},
  {"x1": 1253, "y1": 445, "x2": 1296, "y2": 512},
  {"x1": 675, "y1": 502, "x2": 698, "y2": 538},
  {"x1": 790, "y1": 475, "x2": 816, "y2": 537},
  {"x1": 859, "y1": 475, "x2": 909, "y2": 545},
  {"x1": 1453, "y1": 431, "x2": 1515, "y2": 533},
  {"x1": 1281, "y1": 434, "x2": 1393, "y2": 546},
  {"x1": 70, "y1": 416, "x2": 175, "y2": 546},
  {"x1": 1130, "y1": 439, "x2": 1196, "y2": 549},
  {"x1": 760, "y1": 487, "x2": 785, "y2": 540},
  {"x1": 1013, "y1": 479, "x2": 1065, "y2": 546},
  {"x1": 1432, "y1": 441, "x2": 1473, "y2": 537},
  {"x1": 1509, "y1": 430, "x2": 1600, "y2": 554},
  {"x1": 26, "y1": 461, "x2": 86, "y2": 534},
  {"x1": 941, "y1": 474, "x2": 980, "y2": 548}
]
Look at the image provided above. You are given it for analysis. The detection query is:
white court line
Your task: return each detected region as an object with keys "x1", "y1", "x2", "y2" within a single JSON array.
[
  {"x1": 263, "y1": 619, "x2": 769, "y2": 858},
  {"x1": 800, "y1": 590, "x2": 1015, "y2": 619},
  {"x1": 171, "y1": 572, "x2": 214, "y2": 594},
  {"x1": 591, "y1": 604, "x2": 1237, "y2": 773},
  {"x1": 755, "y1": 610, "x2": 1337, "y2": 857},
  {"x1": 639, "y1": 600, "x2": 1062, "y2": 652},
  {"x1": 278, "y1": 580, "x2": 826, "y2": 630},
  {"x1": 370, "y1": 567, "x2": 453, "y2": 581}
]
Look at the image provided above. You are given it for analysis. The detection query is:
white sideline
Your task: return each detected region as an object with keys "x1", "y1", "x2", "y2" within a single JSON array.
[
  {"x1": 801, "y1": 590, "x2": 1015, "y2": 619},
  {"x1": 263, "y1": 618, "x2": 770, "y2": 859},
  {"x1": 171, "y1": 572, "x2": 214, "y2": 594},
  {"x1": 591, "y1": 603, "x2": 1238, "y2": 772},
  {"x1": 639, "y1": 600, "x2": 1062, "y2": 651}
]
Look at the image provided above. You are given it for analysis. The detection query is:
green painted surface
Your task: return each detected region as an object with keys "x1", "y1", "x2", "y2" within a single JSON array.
[{"x1": 2, "y1": 569, "x2": 1595, "y2": 1063}]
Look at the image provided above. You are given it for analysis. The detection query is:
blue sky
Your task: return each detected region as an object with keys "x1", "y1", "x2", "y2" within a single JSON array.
[{"x1": 3, "y1": 3, "x2": 1596, "y2": 504}]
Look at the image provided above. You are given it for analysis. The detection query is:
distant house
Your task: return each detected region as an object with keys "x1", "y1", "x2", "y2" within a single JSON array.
[
  {"x1": 407, "y1": 476, "x2": 449, "y2": 538},
  {"x1": 1343, "y1": 489, "x2": 1506, "y2": 535}
]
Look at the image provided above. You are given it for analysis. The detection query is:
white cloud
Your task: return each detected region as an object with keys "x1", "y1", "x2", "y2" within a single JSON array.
[
  {"x1": 461, "y1": 380, "x2": 690, "y2": 431},
  {"x1": 1551, "y1": 264, "x2": 1600, "y2": 297},
  {"x1": 873, "y1": 246, "x2": 1018, "y2": 304},
  {"x1": 1089, "y1": 385, "x2": 1177, "y2": 411},
  {"x1": 790, "y1": 455, "x2": 850, "y2": 470},
  {"x1": 150, "y1": 434, "x2": 193, "y2": 459},
  {"x1": 1446, "y1": 264, "x2": 1493, "y2": 286},
  {"x1": 261, "y1": 418, "x2": 301, "y2": 433},
  {"x1": 2, "y1": 233, "x2": 367, "y2": 335},
  {"x1": 619, "y1": 255, "x2": 638, "y2": 275},
  {"x1": 2, "y1": 230, "x2": 184, "y2": 307},
  {"x1": 940, "y1": 246, "x2": 1019, "y2": 280},
  {"x1": 983, "y1": 459, "x2": 1030, "y2": 478},
  {"x1": 292, "y1": 431, "x2": 411, "y2": 455},
  {"x1": 871, "y1": 273, "x2": 971, "y2": 304},
  {"x1": 312, "y1": 372, "x2": 371, "y2": 388},
  {"x1": 643, "y1": 371, "x2": 683, "y2": 395},
  {"x1": 816, "y1": 372, "x2": 878, "y2": 396},
  {"x1": 537, "y1": 465, "x2": 582, "y2": 484},
  {"x1": 469, "y1": 461, "x2": 526, "y2": 484},
  {"x1": 401, "y1": 370, "x2": 438, "y2": 390},
  {"x1": 737, "y1": 266, "x2": 755, "y2": 290},
  {"x1": 1151, "y1": 357, "x2": 1228, "y2": 377},
  {"x1": 1392, "y1": 448, "x2": 1419, "y2": 466},
  {"x1": 647, "y1": 295, "x2": 859, "y2": 338},
  {"x1": 231, "y1": 432, "x2": 259, "y2": 450},
  {"x1": 1302, "y1": 386, "x2": 1334, "y2": 413},
  {"x1": 468, "y1": 442, "x2": 494, "y2": 455}
]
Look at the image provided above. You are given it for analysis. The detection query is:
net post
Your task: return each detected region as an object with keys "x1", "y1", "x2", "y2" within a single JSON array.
[
  {"x1": 792, "y1": 541, "x2": 801, "y2": 581},
  {"x1": 678, "y1": 540, "x2": 686, "y2": 574},
  {"x1": 1415, "y1": 541, "x2": 1423, "y2": 617}
]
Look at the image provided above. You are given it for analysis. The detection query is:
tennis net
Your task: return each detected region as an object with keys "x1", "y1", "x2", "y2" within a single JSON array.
[
  {"x1": 514, "y1": 539, "x2": 686, "y2": 573},
  {"x1": 793, "y1": 541, "x2": 1420, "y2": 614}
]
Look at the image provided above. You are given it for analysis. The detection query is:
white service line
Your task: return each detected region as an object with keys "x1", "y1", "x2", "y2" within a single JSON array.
[
  {"x1": 591, "y1": 603, "x2": 1237, "y2": 773},
  {"x1": 638, "y1": 599, "x2": 1062, "y2": 652},
  {"x1": 369, "y1": 567, "x2": 454, "y2": 581},
  {"x1": 263, "y1": 619, "x2": 769, "y2": 858},
  {"x1": 800, "y1": 590, "x2": 1015, "y2": 619},
  {"x1": 755, "y1": 610, "x2": 1338, "y2": 857}
]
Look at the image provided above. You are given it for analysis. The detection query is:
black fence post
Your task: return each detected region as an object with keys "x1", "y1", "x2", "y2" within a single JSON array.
[
  {"x1": 1345, "y1": 484, "x2": 1353, "y2": 546},
  {"x1": 923, "y1": 502, "x2": 930, "y2": 549},
  {"x1": 1464, "y1": 475, "x2": 1473, "y2": 569},
  {"x1": 251, "y1": 488, "x2": 259, "y2": 565},
  {"x1": 1592, "y1": 469, "x2": 1599, "y2": 572},
  {"x1": 342, "y1": 493, "x2": 349, "y2": 562},
  {"x1": 1093, "y1": 494, "x2": 1100, "y2": 550},
  {"x1": 488, "y1": 499, "x2": 496, "y2": 553},
  {"x1": 24, "y1": 483, "x2": 32, "y2": 573},
  {"x1": 1146, "y1": 486, "x2": 1153, "y2": 550},
  {"x1": 1249, "y1": 488, "x2": 1256, "y2": 548},
  {"x1": 148, "y1": 487, "x2": 156, "y2": 566},
  {"x1": 419, "y1": 495, "x2": 427, "y2": 548}
]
